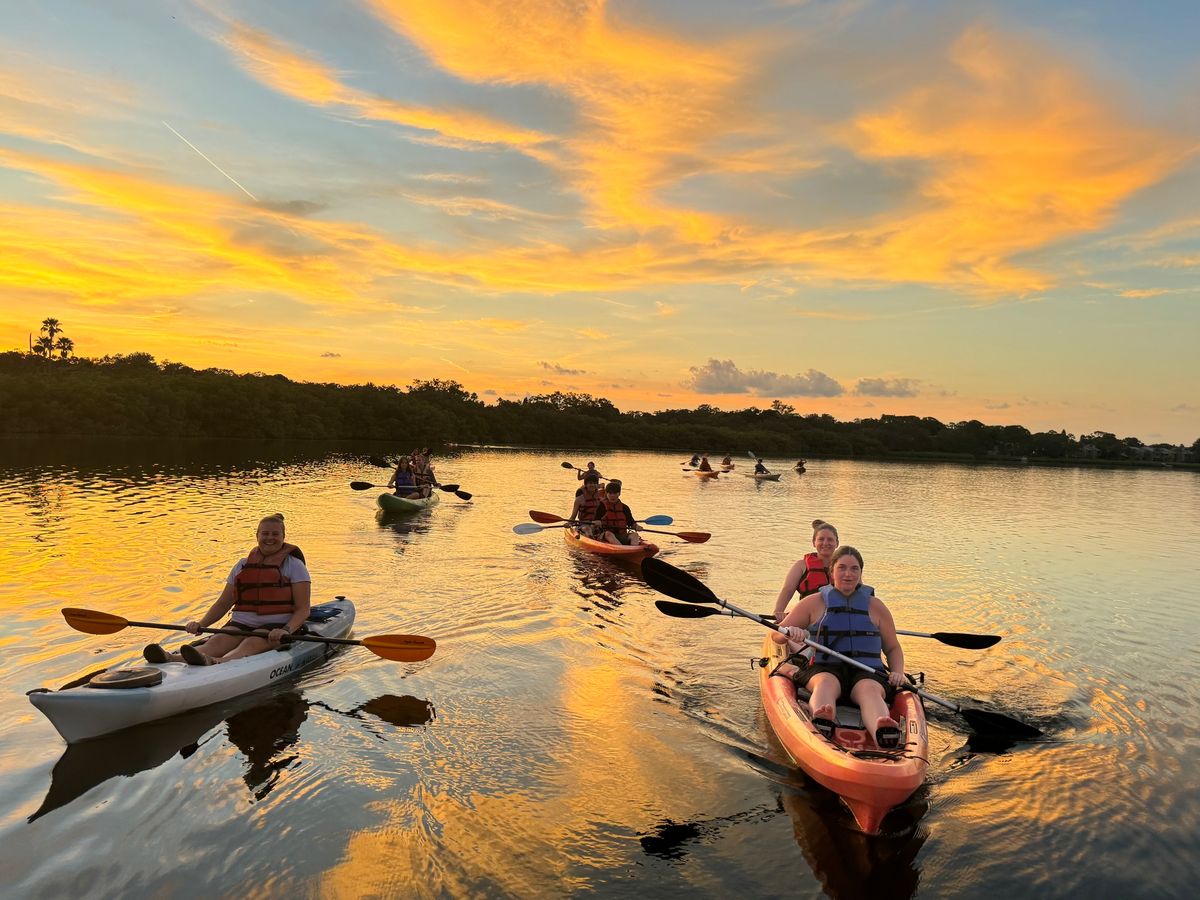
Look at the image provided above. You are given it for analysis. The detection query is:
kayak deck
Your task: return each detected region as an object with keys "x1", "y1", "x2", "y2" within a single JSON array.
[
  {"x1": 757, "y1": 634, "x2": 927, "y2": 834},
  {"x1": 743, "y1": 472, "x2": 782, "y2": 481},
  {"x1": 564, "y1": 527, "x2": 659, "y2": 559},
  {"x1": 377, "y1": 490, "x2": 440, "y2": 513},
  {"x1": 29, "y1": 599, "x2": 356, "y2": 744}
]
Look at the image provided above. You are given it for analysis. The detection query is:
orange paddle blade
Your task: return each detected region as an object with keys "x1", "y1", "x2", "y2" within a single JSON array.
[
  {"x1": 362, "y1": 634, "x2": 437, "y2": 662},
  {"x1": 529, "y1": 510, "x2": 567, "y2": 524},
  {"x1": 676, "y1": 532, "x2": 711, "y2": 543},
  {"x1": 61, "y1": 607, "x2": 130, "y2": 635}
]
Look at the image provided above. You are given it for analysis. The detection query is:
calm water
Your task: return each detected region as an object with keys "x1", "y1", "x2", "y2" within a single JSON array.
[{"x1": 0, "y1": 440, "x2": 1197, "y2": 898}]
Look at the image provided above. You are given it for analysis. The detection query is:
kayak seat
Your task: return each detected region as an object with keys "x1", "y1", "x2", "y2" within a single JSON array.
[
  {"x1": 794, "y1": 686, "x2": 865, "y2": 730},
  {"x1": 307, "y1": 603, "x2": 344, "y2": 623}
]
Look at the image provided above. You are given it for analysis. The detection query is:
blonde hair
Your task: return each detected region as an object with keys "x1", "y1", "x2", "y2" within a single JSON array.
[{"x1": 259, "y1": 513, "x2": 286, "y2": 529}]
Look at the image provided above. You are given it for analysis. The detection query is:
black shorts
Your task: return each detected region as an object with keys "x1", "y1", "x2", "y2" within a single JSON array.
[{"x1": 796, "y1": 661, "x2": 892, "y2": 699}]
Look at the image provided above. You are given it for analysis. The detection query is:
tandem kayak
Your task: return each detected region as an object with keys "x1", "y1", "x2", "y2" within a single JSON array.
[
  {"x1": 743, "y1": 472, "x2": 782, "y2": 481},
  {"x1": 757, "y1": 634, "x2": 928, "y2": 834},
  {"x1": 564, "y1": 527, "x2": 659, "y2": 559},
  {"x1": 28, "y1": 599, "x2": 356, "y2": 744},
  {"x1": 377, "y1": 491, "x2": 440, "y2": 513}
]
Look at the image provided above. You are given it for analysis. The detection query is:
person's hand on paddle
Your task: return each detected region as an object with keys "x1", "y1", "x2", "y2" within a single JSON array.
[
  {"x1": 185, "y1": 620, "x2": 203, "y2": 635},
  {"x1": 268, "y1": 627, "x2": 290, "y2": 646},
  {"x1": 887, "y1": 668, "x2": 907, "y2": 688},
  {"x1": 780, "y1": 625, "x2": 808, "y2": 648}
]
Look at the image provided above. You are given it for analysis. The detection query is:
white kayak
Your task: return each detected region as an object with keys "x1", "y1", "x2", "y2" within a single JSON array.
[
  {"x1": 28, "y1": 598, "x2": 356, "y2": 744},
  {"x1": 742, "y1": 471, "x2": 782, "y2": 481}
]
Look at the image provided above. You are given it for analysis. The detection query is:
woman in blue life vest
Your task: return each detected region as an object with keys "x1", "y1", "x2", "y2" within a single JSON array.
[
  {"x1": 591, "y1": 480, "x2": 645, "y2": 547},
  {"x1": 142, "y1": 513, "x2": 312, "y2": 666},
  {"x1": 772, "y1": 546, "x2": 906, "y2": 748},
  {"x1": 387, "y1": 457, "x2": 418, "y2": 497},
  {"x1": 772, "y1": 519, "x2": 839, "y2": 621}
]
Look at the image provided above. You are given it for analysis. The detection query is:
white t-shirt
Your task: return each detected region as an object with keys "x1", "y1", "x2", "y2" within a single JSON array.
[{"x1": 226, "y1": 555, "x2": 311, "y2": 627}]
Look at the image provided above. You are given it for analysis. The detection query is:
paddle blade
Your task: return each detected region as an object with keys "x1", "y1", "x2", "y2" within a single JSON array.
[
  {"x1": 62, "y1": 607, "x2": 129, "y2": 635},
  {"x1": 654, "y1": 600, "x2": 721, "y2": 619},
  {"x1": 561, "y1": 461, "x2": 574, "y2": 469},
  {"x1": 436, "y1": 483, "x2": 460, "y2": 492},
  {"x1": 529, "y1": 510, "x2": 566, "y2": 524},
  {"x1": 454, "y1": 490, "x2": 473, "y2": 501},
  {"x1": 513, "y1": 523, "x2": 545, "y2": 535},
  {"x1": 350, "y1": 481, "x2": 376, "y2": 491},
  {"x1": 675, "y1": 531, "x2": 712, "y2": 544},
  {"x1": 369, "y1": 456, "x2": 393, "y2": 469},
  {"x1": 960, "y1": 707, "x2": 1043, "y2": 740},
  {"x1": 934, "y1": 631, "x2": 1002, "y2": 650},
  {"x1": 641, "y1": 515, "x2": 674, "y2": 526},
  {"x1": 362, "y1": 634, "x2": 437, "y2": 662},
  {"x1": 640, "y1": 558, "x2": 719, "y2": 605}
]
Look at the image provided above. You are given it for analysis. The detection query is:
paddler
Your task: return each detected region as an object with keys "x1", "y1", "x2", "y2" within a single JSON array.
[
  {"x1": 568, "y1": 472, "x2": 604, "y2": 535},
  {"x1": 753, "y1": 458, "x2": 770, "y2": 475},
  {"x1": 591, "y1": 480, "x2": 646, "y2": 547},
  {"x1": 773, "y1": 546, "x2": 906, "y2": 748},
  {"x1": 772, "y1": 519, "x2": 837, "y2": 621},
  {"x1": 387, "y1": 456, "x2": 419, "y2": 497},
  {"x1": 697, "y1": 455, "x2": 713, "y2": 472},
  {"x1": 142, "y1": 513, "x2": 312, "y2": 666},
  {"x1": 576, "y1": 461, "x2": 604, "y2": 481}
]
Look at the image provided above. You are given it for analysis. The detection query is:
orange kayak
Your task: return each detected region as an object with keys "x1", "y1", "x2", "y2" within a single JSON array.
[
  {"x1": 758, "y1": 634, "x2": 928, "y2": 834},
  {"x1": 563, "y1": 527, "x2": 659, "y2": 559},
  {"x1": 693, "y1": 470, "x2": 719, "y2": 479}
]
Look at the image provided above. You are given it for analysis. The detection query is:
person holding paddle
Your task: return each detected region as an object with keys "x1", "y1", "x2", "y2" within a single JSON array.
[
  {"x1": 576, "y1": 461, "x2": 603, "y2": 481},
  {"x1": 773, "y1": 546, "x2": 906, "y2": 748},
  {"x1": 697, "y1": 455, "x2": 713, "y2": 472},
  {"x1": 387, "y1": 457, "x2": 418, "y2": 497},
  {"x1": 568, "y1": 472, "x2": 604, "y2": 535},
  {"x1": 591, "y1": 480, "x2": 647, "y2": 547},
  {"x1": 772, "y1": 519, "x2": 838, "y2": 621},
  {"x1": 142, "y1": 513, "x2": 312, "y2": 666}
]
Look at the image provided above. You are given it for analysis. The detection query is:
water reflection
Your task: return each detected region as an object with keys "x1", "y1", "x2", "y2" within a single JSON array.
[
  {"x1": 639, "y1": 801, "x2": 784, "y2": 860},
  {"x1": 782, "y1": 787, "x2": 928, "y2": 900},
  {"x1": 30, "y1": 690, "x2": 433, "y2": 821}
]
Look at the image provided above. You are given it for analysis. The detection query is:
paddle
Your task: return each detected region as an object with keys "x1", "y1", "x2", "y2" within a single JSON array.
[
  {"x1": 528, "y1": 510, "x2": 673, "y2": 526},
  {"x1": 367, "y1": 456, "x2": 472, "y2": 500},
  {"x1": 641, "y1": 558, "x2": 1041, "y2": 739},
  {"x1": 61, "y1": 608, "x2": 437, "y2": 662},
  {"x1": 351, "y1": 479, "x2": 471, "y2": 501},
  {"x1": 513, "y1": 522, "x2": 709, "y2": 542},
  {"x1": 683, "y1": 607, "x2": 999, "y2": 649}
]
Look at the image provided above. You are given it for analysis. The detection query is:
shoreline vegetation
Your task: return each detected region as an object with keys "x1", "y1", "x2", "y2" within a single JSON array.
[{"x1": 6, "y1": 351, "x2": 1196, "y2": 471}]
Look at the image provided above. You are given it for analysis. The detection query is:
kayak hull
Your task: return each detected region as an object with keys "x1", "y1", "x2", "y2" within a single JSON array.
[
  {"x1": 564, "y1": 527, "x2": 659, "y2": 559},
  {"x1": 29, "y1": 599, "x2": 356, "y2": 744},
  {"x1": 693, "y1": 470, "x2": 719, "y2": 479},
  {"x1": 757, "y1": 634, "x2": 927, "y2": 834},
  {"x1": 743, "y1": 472, "x2": 782, "y2": 481},
  {"x1": 377, "y1": 491, "x2": 440, "y2": 513}
]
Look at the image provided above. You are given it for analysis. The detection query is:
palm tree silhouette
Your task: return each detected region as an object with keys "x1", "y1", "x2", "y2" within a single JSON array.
[
  {"x1": 54, "y1": 336, "x2": 74, "y2": 359},
  {"x1": 40, "y1": 318, "x2": 62, "y2": 343}
]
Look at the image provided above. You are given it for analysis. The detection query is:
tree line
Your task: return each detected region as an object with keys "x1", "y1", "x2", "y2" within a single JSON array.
[{"x1": 3, "y1": 349, "x2": 1196, "y2": 465}]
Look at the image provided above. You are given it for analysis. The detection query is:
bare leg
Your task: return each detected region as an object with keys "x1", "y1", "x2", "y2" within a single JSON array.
[
  {"x1": 190, "y1": 633, "x2": 247, "y2": 660},
  {"x1": 851, "y1": 678, "x2": 896, "y2": 744},
  {"x1": 601, "y1": 530, "x2": 621, "y2": 545},
  {"x1": 806, "y1": 672, "x2": 842, "y2": 721},
  {"x1": 213, "y1": 635, "x2": 272, "y2": 663}
]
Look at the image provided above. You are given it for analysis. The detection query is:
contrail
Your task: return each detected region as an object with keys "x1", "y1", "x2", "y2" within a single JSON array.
[
  {"x1": 163, "y1": 121, "x2": 258, "y2": 201},
  {"x1": 439, "y1": 357, "x2": 470, "y2": 373}
]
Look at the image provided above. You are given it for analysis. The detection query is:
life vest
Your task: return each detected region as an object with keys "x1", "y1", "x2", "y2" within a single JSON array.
[
  {"x1": 393, "y1": 470, "x2": 415, "y2": 487},
  {"x1": 812, "y1": 584, "x2": 883, "y2": 669},
  {"x1": 796, "y1": 552, "x2": 831, "y2": 597},
  {"x1": 233, "y1": 544, "x2": 301, "y2": 616},
  {"x1": 577, "y1": 490, "x2": 602, "y2": 522},
  {"x1": 596, "y1": 499, "x2": 632, "y2": 531}
]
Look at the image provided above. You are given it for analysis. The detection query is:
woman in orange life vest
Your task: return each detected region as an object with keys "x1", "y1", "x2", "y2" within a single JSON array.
[
  {"x1": 569, "y1": 472, "x2": 604, "y2": 536},
  {"x1": 772, "y1": 519, "x2": 839, "y2": 622},
  {"x1": 773, "y1": 546, "x2": 907, "y2": 748},
  {"x1": 141, "y1": 513, "x2": 312, "y2": 666},
  {"x1": 591, "y1": 480, "x2": 646, "y2": 546}
]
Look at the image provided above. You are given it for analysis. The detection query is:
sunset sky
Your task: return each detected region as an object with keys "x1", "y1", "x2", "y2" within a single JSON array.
[{"x1": 1, "y1": 1, "x2": 1197, "y2": 442}]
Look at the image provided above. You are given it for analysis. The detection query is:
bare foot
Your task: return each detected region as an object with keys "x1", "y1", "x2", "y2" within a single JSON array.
[{"x1": 811, "y1": 704, "x2": 835, "y2": 721}]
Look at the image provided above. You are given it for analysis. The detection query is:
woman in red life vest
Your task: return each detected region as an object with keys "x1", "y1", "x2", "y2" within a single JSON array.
[
  {"x1": 142, "y1": 513, "x2": 312, "y2": 666},
  {"x1": 773, "y1": 546, "x2": 907, "y2": 748},
  {"x1": 591, "y1": 480, "x2": 645, "y2": 547},
  {"x1": 772, "y1": 519, "x2": 839, "y2": 621},
  {"x1": 569, "y1": 472, "x2": 604, "y2": 536}
]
